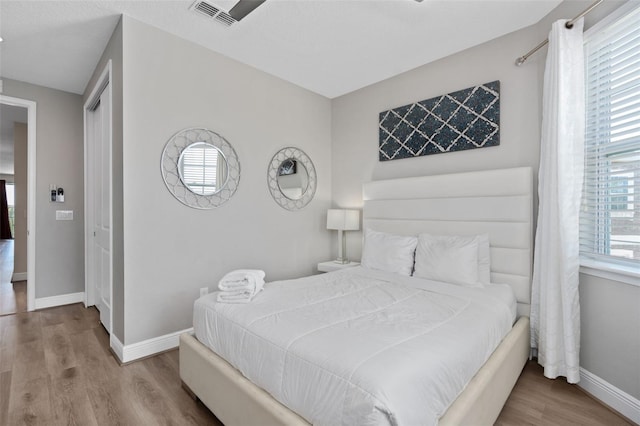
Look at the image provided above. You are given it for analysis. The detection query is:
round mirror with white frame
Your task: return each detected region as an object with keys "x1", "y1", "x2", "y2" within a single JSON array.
[
  {"x1": 161, "y1": 128, "x2": 240, "y2": 209},
  {"x1": 268, "y1": 147, "x2": 316, "y2": 210}
]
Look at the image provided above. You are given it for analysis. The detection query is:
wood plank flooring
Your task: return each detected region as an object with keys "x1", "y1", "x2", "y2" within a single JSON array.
[
  {"x1": 0, "y1": 304, "x2": 220, "y2": 426},
  {"x1": 496, "y1": 362, "x2": 634, "y2": 426},
  {"x1": 0, "y1": 239, "x2": 26, "y2": 316},
  {"x1": 0, "y1": 303, "x2": 634, "y2": 425}
]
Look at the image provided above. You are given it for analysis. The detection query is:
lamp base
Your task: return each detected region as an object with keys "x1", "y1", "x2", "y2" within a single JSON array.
[{"x1": 333, "y1": 230, "x2": 350, "y2": 265}]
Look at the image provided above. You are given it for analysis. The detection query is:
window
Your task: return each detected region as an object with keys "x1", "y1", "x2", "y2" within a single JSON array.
[
  {"x1": 6, "y1": 183, "x2": 15, "y2": 237},
  {"x1": 581, "y1": 4, "x2": 640, "y2": 266}
]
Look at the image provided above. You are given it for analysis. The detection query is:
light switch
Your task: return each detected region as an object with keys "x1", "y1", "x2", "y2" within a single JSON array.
[{"x1": 56, "y1": 210, "x2": 73, "y2": 221}]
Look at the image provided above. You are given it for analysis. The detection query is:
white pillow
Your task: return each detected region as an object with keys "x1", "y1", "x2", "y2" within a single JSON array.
[
  {"x1": 361, "y1": 228, "x2": 418, "y2": 276},
  {"x1": 414, "y1": 234, "x2": 482, "y2": 287},
  {"x1": 477, "y1": 233, "x2": 491, "y2": 286}
]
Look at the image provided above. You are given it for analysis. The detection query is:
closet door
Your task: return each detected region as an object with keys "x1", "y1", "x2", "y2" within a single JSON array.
[{"x1": 87, "y1": 83, "x2": 112, "y2": 333}]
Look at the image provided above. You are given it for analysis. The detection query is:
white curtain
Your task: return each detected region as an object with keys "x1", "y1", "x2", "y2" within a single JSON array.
[{"x1": 531, "y1": 18, "x2": 585, "y2": 384}]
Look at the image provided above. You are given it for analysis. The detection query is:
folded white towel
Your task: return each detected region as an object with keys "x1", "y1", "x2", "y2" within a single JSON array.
[
  {"x1": 218, "y1": 269, "x2": 265, "y2": 293},
  {"x1": 216, "y1": 290, "x2": 257, "y2": 304},
  {"x1": 216, "y1": 269, "x2": 266, "y2": 304}
]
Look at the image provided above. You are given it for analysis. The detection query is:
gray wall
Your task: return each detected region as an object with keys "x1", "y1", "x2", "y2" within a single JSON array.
[
  {"x1": 13, "y1": 122, "x2": 27, "y2": 274},
  {"x1": 120, "y1": 17, "x2": 332, "y2": 344},
  {"x1": 83, "y1": 17, "x2": 125, "y2": 343},
  {"x1": 2, "y1": 78, "x2": 84, "y2": 298},
  {"x1": 331, "y1": 11, "x2": 542, "y2": 261},
  {"x1": 331, "y1": 0, "x2": 639, "y2": 401},
  {"x1": 580, "y1": 274, "x2": 640, "y2": 398}
]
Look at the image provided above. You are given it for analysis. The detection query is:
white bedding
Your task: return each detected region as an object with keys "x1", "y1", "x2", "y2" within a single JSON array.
[{"x1": 193, "y1": 267, "x2": 516, "y2": 426}]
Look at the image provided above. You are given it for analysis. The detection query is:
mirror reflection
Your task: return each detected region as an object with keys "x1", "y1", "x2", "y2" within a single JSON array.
[
  {"x1": 277, "y1": 158, "x2": 309, "y2": 200},
  {"x1": 178, "y1": 142, "x2": 228, "y2": 196}
]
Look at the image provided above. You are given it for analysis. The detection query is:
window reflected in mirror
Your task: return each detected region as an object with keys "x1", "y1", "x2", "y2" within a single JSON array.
[{"x1": 178, "y1": 142, "x2": 228, "y2": 196}]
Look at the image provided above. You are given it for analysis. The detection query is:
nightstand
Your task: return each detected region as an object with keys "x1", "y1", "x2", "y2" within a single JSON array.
[{"x1": 317, "y1": 261, "x2": 360, "y2": 273}]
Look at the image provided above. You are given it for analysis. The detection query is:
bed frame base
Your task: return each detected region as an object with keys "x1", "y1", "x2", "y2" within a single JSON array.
[
  {"x1": 439, "y1": 316, "x2": 530, "y2": 425},
  {"x1": 179, "y1": 317, "x2": 530, "y2": 426},
  {"x1": 179, "y1": 332, "x2": 308, "y2": 426}
]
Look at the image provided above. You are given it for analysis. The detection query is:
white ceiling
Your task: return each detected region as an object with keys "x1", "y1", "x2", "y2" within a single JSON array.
[{"x1": 0, "y1": 0, "x2": 563, "y2": 99}]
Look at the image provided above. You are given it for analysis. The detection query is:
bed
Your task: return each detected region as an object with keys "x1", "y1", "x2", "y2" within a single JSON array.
[{"x1": 180, "y1": 166, "x2": 533, "y2": 425}]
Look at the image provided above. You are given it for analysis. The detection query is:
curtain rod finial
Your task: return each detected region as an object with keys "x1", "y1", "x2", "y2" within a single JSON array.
[{"x1": 515, "y1": 56, "x2": 526, "y2": 66}]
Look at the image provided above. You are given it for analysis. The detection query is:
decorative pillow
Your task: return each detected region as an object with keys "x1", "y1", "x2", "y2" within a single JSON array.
[
  {"x1": 414, "y1": 234, "x2": 482, "y2": 287},
  {"x1": 361, "y1": 228, "x2": 418, "y2": 276}
]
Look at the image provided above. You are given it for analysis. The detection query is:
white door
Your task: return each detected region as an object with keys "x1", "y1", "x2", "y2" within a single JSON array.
[{"x1": 88, "y1": 84, "x2": 112, "y2": 333}]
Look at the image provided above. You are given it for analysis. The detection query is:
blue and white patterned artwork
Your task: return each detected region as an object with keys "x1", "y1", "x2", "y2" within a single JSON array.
[{"x1": 379, "y1": 81, "x2": 500, "y2": 161}]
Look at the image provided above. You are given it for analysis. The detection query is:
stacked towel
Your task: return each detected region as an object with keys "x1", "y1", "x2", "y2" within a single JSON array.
[{"x1": 216, "y1": 269, "x2": 265, "y2": 304}]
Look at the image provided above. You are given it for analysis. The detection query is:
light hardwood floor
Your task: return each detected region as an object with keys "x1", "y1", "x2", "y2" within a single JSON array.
[
  {"x1": 0, "y1": 303, "x2": 221, "y2": 425},
  {"x1": 0, "y1": 303, "x2": 633, "y2": 425},
  {"x1": 0, "y1": 240, "x2": 26, "y2": 317},
  {"x1": 496, "y1": 362, "x2": 634, "y2": 426}
]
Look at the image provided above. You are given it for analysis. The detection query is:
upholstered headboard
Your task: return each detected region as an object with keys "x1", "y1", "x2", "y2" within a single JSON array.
[{"x1": 362, "y1": 167, "x2": 533, "y2": 317}]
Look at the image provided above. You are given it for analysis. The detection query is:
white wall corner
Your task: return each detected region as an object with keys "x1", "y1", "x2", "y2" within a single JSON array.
[
  {"x1": 34, "y1": 292, "x2": 84, "y2": 310},
  {"x1": 116, "y1": 328, "x2": 194, "y2": 363},
  {"x1": 579, "y1": 367, "x2": 640, "y2": 424},
  {"x1": 11, "y1": 272, "x2": 27, "y2": 282}
]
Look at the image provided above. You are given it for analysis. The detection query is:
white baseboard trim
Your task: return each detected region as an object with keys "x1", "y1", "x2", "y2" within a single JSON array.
[
  {"x1": 579, "y1": 367, "x2": 640, "y2": 424},
  {"x1": 34, "y1": 292, "x2": 85, "y2": 310},
  {"x1": 110, "y1": 327, "x2": 194, "y2": 363},
  {"x1": 11, "y1": 272, "x2": 27, "y2": 282},
  {"x1": 111, "y1": 334, "x2": 125, "y2": 362}
]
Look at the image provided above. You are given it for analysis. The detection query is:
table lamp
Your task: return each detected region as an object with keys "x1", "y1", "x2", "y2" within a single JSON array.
[{"x1": 327, "y1": 209, "x2": 360, "y2": 264}]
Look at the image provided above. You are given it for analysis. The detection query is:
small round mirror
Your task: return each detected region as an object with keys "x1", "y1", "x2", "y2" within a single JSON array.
[
  {"x1": 276, "y1": 158, "x2": 309, "y2": 200},
  {"x1": 267, "y1": 147, "x2": 317, "y2": 210},
  {"x1": 178, "y1": 142, "x2": 228, "y2": 196}
]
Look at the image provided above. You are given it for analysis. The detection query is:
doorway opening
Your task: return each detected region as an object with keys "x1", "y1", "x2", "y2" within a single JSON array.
[{"x1": 0, "y1": 95, "x2": 37, "y2": 314}]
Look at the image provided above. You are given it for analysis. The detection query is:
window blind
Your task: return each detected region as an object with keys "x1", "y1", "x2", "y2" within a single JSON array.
[
  {"x1": 181, "y1": 145, "x2": 218, "y2": 195},
  {"x1": 581, "y1": 4, "x2": 640, "y2": 264}
]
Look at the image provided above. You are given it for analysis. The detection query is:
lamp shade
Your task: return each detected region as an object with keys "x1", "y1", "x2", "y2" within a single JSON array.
[{"x1": 327, "y1": 209, "x2": 360, "y2": 231}]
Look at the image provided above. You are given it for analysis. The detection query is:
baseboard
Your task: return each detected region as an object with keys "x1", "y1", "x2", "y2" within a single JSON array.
[
  {"x1": 111, "y1": 327, "x2": 194, "y2": 363},
  {"x1": 111, "y1": 334, "x2": 125, "y2": 363},
  {"x1": 11, "y1": 272, "x2": 27, "y2": 282},
  {"x1": 579, "y1": 367, "x2": 640, "y2": 424},
  {"x1": 34, "y1": 292, "x2": 84, "y2": 310}
]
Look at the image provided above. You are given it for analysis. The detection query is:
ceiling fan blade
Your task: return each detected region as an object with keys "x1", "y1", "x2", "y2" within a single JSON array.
[{"x1": 229, "y1": 0, "x2": 266, "y2": 21}]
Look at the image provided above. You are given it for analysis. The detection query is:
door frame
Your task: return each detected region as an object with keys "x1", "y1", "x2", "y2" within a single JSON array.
[
  {"x1": 83, "y1": 60, "x2": 113, "y2": 335},
  {"x1": 0, "y1": 95, "x2": 37, "y2": 312}
]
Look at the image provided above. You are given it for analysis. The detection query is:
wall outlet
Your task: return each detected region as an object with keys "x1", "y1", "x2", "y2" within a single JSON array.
[{"x1": 199, "y1": 287, "x2": 209, "y2": 297}]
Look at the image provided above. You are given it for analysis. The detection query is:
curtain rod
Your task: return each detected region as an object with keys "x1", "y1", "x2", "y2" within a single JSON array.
[{"x1": 515, "y1": 0, "x2": 604, "y2": 66}]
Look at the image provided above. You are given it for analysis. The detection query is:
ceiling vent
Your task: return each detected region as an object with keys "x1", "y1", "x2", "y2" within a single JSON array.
[{"x1": 190, "y1": 0, "x2": 237, "y2": 27}]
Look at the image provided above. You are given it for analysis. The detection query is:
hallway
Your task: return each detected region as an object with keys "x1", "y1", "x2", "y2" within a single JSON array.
[{"x1": 0, "y1": 240, "x2": 26, "y2": 316}]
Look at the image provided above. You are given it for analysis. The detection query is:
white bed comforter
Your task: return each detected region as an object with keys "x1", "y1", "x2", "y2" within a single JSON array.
[{"x1": 193, "y1": 267, "x2": 516, "y2": 426}]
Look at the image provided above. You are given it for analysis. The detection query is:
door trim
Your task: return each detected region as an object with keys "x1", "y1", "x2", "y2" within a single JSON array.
[
  {"x1": 83, "y1": 60, "x2": 113, "y2": 336},
  {"x1": 0, "y1": 95, "x2": 37, "y2": 312}
]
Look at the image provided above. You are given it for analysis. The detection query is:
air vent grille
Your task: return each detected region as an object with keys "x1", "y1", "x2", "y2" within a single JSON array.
[
  {"x1": 215, "y1": 12, "x2": 235, "y2": 26},
  {"x1": 190, "y1": 0, "x2": 236, "y2": 27},
  {"x1": 194, "y1": 1, "x2": 219, "y2": 17}
]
